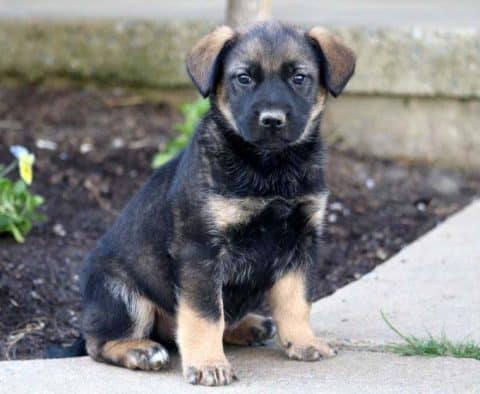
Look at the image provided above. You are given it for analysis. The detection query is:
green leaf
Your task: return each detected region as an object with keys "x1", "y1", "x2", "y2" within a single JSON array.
[
  {"x1": 152, "y1": 152, "x2": 173, "y2": 168},
  {"x1": 32, "y1": 195, "x2": 44, "y2": 206},
  {"x1": 0, "y1": 174, "x2": 46, "y2": 243},
  {"x1": 13, "y1": 180, "x2": 27, "y2": 194},
  {"x1": 9, "y1": 223, "x2": 25, "y2": 243},
  {"x1": 152, "y1": 97, "x2": 209, "y2": 169},
  {"x1": 0, "y1": 214, "x2": 9, "y2": 228}
]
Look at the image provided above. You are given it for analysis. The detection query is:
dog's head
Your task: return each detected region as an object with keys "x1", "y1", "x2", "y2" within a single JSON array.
[{"x1": 187, "y1": 21, "x2": 355, "y2": 150}]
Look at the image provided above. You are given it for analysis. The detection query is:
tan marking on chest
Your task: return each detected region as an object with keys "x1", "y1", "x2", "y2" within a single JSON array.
[
  {"x1": 207, "y1": 195, "x2": 269, "y2": 230},
  {"x1": 207, "y1": 192, "x2": 328, "y2": 232}
]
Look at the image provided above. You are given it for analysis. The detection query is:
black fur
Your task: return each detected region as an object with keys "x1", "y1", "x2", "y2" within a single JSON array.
[{"x1": 45, "y1": 337, "x2": 87, "y2": 358}]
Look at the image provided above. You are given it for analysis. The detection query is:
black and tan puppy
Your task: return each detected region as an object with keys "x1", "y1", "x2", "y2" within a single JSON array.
[{"x1": 79, "y1": 21, "x2": 355, "y2": 386}]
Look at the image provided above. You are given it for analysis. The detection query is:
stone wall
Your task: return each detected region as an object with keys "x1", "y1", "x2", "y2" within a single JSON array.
[{"x1": 1, "y1": 20, "x2": 478, "y2": 169}]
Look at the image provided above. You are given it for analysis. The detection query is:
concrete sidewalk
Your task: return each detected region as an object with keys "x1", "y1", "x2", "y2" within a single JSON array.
[
  {"x1": 311, "y1": 199, "x2": 480, "y2": 349},
  {"x1": 1, "y1": 200, "x2": 479, "y2": 393},
  {"x1": 1, "y1": 350, "x2": 479, "y2": 394}
]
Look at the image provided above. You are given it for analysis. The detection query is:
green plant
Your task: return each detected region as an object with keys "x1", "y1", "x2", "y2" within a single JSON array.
[
  {"x1": 0, "y1": 146, "x2": 46, "y2": 243},
  {"x1": 0, "y1": 178, "x2": 45, "y2": 243},
  {"x1": 381, "y1": 311, "x2": 480, "y2": 361},
  {"x1": 152, "y1": 97, "x2": 210, "y2": 168}
]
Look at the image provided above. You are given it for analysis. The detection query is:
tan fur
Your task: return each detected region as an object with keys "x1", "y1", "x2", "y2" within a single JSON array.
[
  {"x1": 268, "y1": 271, "x2": 335, "y2": 359},
  {"x1": 154, "y1": 306, "x2": 176, "y2": 343},
  {"x1": 235, "y1": 22, "x2": 305, "y2": 72},
  {"x1": 308, "y1": 27, "x2": 356, "y2": 95},
  {"x1": 132, "y1": 296, "x2": 156, "y2": 338},
  {"x1": 217, "y1": 82, "x2": 238, "y2": 131},
  {"x1": 176, "y1": 297, "x2": 227, "y2": 368},
  {"x1": 223, "y1": 313, "x2": 270, "y2": 345},
  {"x1": 106, "y1": 279, "x2": 155, "y2": 339},
  {"x1": 187, "y1": 26, "x2": 236, "y2": 94},
  {"x1": 300, "y1": 192, "x2": 329, "y2": 233},
  {"x1": 97, "y1": 339, "x2": 169, "y2": 370},
  {"x1": 207, "y1": 193, "x2": 328, "y2": 233},
  {"x1": 207, "y1": 195, "x2": 268, "y2": 230},
  {"x1": 296, "y1": 88, "x2": 327, "y2": 143}
]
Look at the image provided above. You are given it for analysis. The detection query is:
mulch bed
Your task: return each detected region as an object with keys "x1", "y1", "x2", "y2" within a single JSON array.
[{"x1": 0, "y1": 86, "x2": 478, "y2": 360}]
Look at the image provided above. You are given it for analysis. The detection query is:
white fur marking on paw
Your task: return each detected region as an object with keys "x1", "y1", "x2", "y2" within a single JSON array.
[{"x1": 150, "y1": 348, "x2": 169, "y2": 364}]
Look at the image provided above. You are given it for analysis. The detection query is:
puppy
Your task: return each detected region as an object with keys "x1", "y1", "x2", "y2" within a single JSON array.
[{"x1": 79, "y1": 21, "x2": 355, "y2": 386}]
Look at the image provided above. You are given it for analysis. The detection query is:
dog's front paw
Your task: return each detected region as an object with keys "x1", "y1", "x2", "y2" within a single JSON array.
[
  {"x1": 284, "y1": 338, "x2": 336, "y2": 361},
  {"x1": 184, "y1": 361, "x2": 237, "y2": 386}
]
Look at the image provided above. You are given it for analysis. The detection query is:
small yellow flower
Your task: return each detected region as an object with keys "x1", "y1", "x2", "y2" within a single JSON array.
[{"x1": 10, "y1": 145, "x2": 35, "y2": 185}]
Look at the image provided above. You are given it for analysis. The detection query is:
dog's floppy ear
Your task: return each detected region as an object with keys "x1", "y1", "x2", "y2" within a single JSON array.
[
  {"x1": 186, "y1": 26, "x2": 236, "y2": 97},
  {"x1": 307, "y1": 27, "x2": 356, "y2": 97}
]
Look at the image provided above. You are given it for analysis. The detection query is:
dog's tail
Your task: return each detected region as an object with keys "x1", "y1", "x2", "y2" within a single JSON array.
[{"x1": 44, "y1": 336, "x2": 87, "y2": 358}]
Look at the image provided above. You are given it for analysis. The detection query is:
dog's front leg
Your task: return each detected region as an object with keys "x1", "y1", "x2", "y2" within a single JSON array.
[
  {"x1": 176, "y1": 250, "x2": 235, "y2": 386},
  {"x1": 268, "y1": 270, "x2": 336, "y2": 361}
]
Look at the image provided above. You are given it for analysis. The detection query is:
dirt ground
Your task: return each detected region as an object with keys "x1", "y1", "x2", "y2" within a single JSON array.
[{"x1": 0, "y1": 86, "x2": 478, "y2": 360}]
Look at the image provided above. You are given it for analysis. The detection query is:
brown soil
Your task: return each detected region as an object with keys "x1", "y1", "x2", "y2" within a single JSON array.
[{"x1": 0, "y1": 86, "x2": 478, "y2": 360}]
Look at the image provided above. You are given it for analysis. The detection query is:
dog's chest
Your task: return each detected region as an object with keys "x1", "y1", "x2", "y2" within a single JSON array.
[
  {"x1": 207, "y1": 193, "x2": 327, "y2": 232},
  {"x1": 206, "y1": 192, "x2": 328, "y2": 282}
]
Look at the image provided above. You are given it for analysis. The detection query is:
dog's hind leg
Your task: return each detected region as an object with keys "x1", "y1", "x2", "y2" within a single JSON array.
[
  {"x1": 223, "y1": 313, "x2": 276, "y2": 346},
  {"x1": 82, "y1": 277, "x2": 170, "y2": 370}
]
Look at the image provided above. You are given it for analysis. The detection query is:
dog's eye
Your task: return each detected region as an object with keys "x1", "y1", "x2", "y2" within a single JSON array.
[
  {"x1": 237, "y1": 73, "x2": 252, "y2": 85},
  {"x1": 292, "y1": 74, "x2": 306, "y2": 85}
]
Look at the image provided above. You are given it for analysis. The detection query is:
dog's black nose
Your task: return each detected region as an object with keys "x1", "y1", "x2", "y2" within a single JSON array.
[{"x1": 259, "y1": 110, "x2": 286, "y2": 129}]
